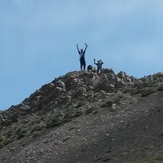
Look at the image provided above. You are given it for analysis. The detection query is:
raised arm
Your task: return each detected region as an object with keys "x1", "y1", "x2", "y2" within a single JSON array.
[
  {"x1": 84, "y1": 43, "x2": 88, "y2": 53},
  {"x1": 100, "y1": 60, "x2": 104, "y2": 65},
  {"x1": 76, "y1": 44, "x2": 80, "y2": 54},
  {"x1": 94, "y1": 59, "x2": 97, "y2": 65}
]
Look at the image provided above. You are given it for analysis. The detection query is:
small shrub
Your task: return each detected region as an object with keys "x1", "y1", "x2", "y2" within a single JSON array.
[
  {"x1": 45, "y1": 117, "x2": 63, "y2": 128},
  {"x1": 62, "y1": 113, "x2": 72, "y2": 122},
  {"x1": 113, "y1": 93, "x2": 123, "y2": 104},
  {"x1": 30, "y1": 124, "x2": 43, "y2": 133},
  {"x1": 16, "y1": 126, "x2": 28, "y2": 134},
  {"x1": 157, "y1": 84, "x2": 163, "y2": 91},
  {"x1": 101, "y1": 93, "x2": 123, "y2": 108},
  {"x1": 101, "y1": 100, "x2": 113, "y2": 108},
  {"x1": 142, "y1": 82, "x2": 154, "y2": 88},
  {"x1": 75, "y1": 101, "x2": 85, "y2": 108},
  {"x1": 85, "y1": 107, "x2": 94, "y2": 114},
  {"x1": 32, "y1": 131, "x2": 41, "y2": 138},
  {"x1": 2, "y1": 136, "x2": 13, "y2": 146},
  {"x1": 72, "y1": 111, "x2": 82, "y2": 117},
  {"x1": 140, "y1": 88, "x2": 156, "y2": 97},
  {"x1": 143, "y1": 153, "x2": 163, "y2": 163},
  {"x1": 16, "y1": 134, "x2": 25, "y2": 140},
  {"x1": 0, "y1": 136, "x2": 3, "y2": 142},
  {"x1": 128, "y1": 88, "x2": 137, "y2": 95}
]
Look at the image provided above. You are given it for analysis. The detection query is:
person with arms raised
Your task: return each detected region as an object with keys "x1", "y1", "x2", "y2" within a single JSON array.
[{"x1": 76, "y1": 43, "x2": 88, "y2": 70}]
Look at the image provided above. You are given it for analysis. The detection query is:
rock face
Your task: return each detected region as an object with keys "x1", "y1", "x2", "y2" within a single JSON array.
[
  {"x1": 0, "y1": 69, "x2": 163, "y2": 163},
  {"x1": 0, "y1": 69, "x2": 133, "y2": 128}
]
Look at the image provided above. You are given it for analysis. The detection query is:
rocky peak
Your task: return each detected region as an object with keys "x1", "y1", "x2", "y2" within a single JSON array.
[{"x1": 0, "y1": 68, "x2": 163, "y2": 149}]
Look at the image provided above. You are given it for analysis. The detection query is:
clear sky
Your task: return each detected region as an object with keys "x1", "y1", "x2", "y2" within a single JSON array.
[{"x1": 1, "y1": 0, "x2": 163, "y2": 110}]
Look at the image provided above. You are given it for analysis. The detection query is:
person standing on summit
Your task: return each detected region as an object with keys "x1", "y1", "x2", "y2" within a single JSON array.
[
  {"x1": 76, "y1": 43, "x2": 88, "y2": 70},
  {"x1": 94, "y1": 59, "x2": 104, "y2": 74}
]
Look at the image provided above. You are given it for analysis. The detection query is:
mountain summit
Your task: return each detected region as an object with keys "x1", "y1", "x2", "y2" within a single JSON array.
[{"x1": 0, "y1": 69, "x2": 163, "y2": 163}]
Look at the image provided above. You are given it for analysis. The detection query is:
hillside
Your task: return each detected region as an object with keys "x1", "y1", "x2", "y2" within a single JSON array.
[{"x1": 0, "y1": 68, "x2": 163, "y2": 163}]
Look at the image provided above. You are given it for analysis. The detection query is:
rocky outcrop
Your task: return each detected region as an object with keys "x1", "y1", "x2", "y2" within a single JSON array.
[
  {"x1": 0, "y1": 68, "x2": 163, "y2": 150},
  {"x1": 0, "y1": 69, "x2": 133, "y2": 127}
]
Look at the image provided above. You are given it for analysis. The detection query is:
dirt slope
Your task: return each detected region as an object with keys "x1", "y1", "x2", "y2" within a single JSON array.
[{"x1": 0, "y1": 90, "x2": 163, "y2": 163}]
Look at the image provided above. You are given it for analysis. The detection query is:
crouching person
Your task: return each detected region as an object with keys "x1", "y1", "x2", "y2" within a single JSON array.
[{"x1": 87, "y1": 65, "x2": 93, "y2": 71}]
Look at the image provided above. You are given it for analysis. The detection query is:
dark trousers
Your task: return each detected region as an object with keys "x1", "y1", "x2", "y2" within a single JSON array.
[{"x1": 80, "y1": 58, "x2": 86, "y2": 70}]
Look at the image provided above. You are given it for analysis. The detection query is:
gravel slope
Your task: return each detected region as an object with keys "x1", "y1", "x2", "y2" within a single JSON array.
[{"x1": 0, "y1": 91, "x2": 163, "y2": 163}]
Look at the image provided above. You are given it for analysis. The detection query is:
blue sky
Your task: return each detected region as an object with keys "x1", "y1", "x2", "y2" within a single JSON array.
[{"x1": 1, "y1": 0, "x2": 163, "y2": 110}]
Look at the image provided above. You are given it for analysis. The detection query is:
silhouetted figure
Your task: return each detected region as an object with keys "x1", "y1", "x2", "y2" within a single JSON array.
[
  {"x1": 77, "y1": 43, "x2": 88, "y2": 70},
  {"x1": 94, "y1": 59, "x2": 103, "y2": 74},
  {"x1": 87, "y1": 65, "x2": 93, "y2": 71}
]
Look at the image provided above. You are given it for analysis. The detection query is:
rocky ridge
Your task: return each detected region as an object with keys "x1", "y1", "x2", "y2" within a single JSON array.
[
  {"x1": 0, "y1": 68, "x2": 133, "y2": 128},
  {"x1": 0, "y1": 68, "x2": 163, "y2": 162}
]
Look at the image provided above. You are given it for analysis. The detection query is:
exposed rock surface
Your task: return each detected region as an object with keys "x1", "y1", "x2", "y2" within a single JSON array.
[{"x1": 0, "y1": 69, "x2": 163, "y2": 163}]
